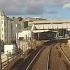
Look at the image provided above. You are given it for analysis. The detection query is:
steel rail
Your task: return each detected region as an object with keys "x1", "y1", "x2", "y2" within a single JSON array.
[
  {"x1": 1, "y1": 51, "x2": 23, "y2": 70},
  {"x1": 47, "y1": 44, "x2": 55, "y2": 70},
  {"x1": 26, "y1": 46, "x2": 45, "y2": 70},
  {"x1": 60, "y1": 46, "x2": 70, "y2": 64}
]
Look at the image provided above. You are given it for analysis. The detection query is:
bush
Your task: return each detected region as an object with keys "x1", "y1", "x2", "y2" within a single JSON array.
[{"x1": 27, "y1": 39, "x2": 44, "y2": 49}]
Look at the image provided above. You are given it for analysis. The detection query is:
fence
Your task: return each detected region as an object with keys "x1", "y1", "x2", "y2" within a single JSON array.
[{"x1": 0, "y1": 48, "x2": 24, "y2": 70}]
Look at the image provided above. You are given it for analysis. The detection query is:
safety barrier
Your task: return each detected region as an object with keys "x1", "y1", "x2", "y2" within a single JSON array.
[{"x1": 0, "y1": 49, "x2": 24, "y2": 70}]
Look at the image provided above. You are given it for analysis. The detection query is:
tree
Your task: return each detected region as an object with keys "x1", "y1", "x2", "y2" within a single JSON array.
[
  {"x1": 17, "y1": 17, "x2": 23, "y2": 21},
  {"x1": 12, "y1": 17, "x2": 15, "y2": 19},
  {"x1": 24, "y1": 21, "x2": 28, "y2": 28}
]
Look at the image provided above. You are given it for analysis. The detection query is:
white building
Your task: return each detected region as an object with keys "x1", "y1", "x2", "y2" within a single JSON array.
[
  {"x1": 17, "y1": 30, "x2": 32, "y2": 52},
  {"x1": 18, "y1": 30, "x2": 32, "y2": 40},
  {"x1": 7, "y1": 18, "x2": 16, "y2": 44},
  {"x1": 0, "y1": 10, "x2": 16, "y2": 44}
]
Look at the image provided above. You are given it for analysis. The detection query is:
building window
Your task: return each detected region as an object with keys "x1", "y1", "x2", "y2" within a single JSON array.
[
  {"x1": 2, "y1": 34, "x2": 3, "y2": 38},
  {"x1": 5, "y1": 30, "x2": 6, "y2": 33},
  {"x1": 1, "y1": 21, "x2": 3, "y2": 24},
  {"x1": 5, "y1": 37, "x2": 6, "y2": 40},
  {"x1": 2, "y1": 28, "x2": 3, "y2": 31}
]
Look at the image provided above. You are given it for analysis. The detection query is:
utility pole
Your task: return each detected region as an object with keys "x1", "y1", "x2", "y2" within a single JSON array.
[{"x1": 16, "y1": 24, "x2": 19, "y2": 49}]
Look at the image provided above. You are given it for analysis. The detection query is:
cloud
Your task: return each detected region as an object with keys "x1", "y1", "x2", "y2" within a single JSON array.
[
  {"x1": 47, "y1": 0, "x2": 64, "y2": 6},
  {"x1": 63, "y1": 3, "x2": 70, "y2": 8},
  {"x1": 0, "y1": 0, "x2": 69, "y2": 15},
  {"x1": 0, "y1": 0, "x2": 27, "y2": 15},
  {"x1": 0, "y1": 0, "x2": 46, "y2": 15},
  {"x1": 47, "y1": 10, "x2": 58, "y2": 14},
  {"x1": 25, "y1": 0, "x2": 45, "y2": 15}
]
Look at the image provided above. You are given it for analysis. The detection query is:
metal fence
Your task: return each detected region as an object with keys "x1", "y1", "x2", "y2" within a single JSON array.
[{"x1": 0, "y1": 49, "x2": 24, "y2": 70}]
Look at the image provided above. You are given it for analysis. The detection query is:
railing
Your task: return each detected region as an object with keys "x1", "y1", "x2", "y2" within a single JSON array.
[{"x1": 0, "y1": 49, "x2": 24, "y2": 70}]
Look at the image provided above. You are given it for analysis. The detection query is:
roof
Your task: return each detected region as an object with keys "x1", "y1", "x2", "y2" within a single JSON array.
[
  {"x1": 28, "y1": 20, "x2": 70, "y2": 24},
  {"x1": 0, "y1": 10, "x2": 6, "y2": 16},
  {"x1": 32, "y1": 30, "x2": 49, "y2": 33}
]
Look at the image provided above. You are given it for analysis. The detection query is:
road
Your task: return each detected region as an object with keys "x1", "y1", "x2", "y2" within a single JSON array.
[{"x1": 10, "y1": 41, "x2": 70, "y2": 70}]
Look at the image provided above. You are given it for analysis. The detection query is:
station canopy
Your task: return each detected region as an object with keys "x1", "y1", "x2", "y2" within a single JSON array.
[
  {"x1": 32, "y1": 30, "x2": 58, "y2": 33},
  {"x1": 32, "y1": 30, "x2": 50, "y2": 33}
]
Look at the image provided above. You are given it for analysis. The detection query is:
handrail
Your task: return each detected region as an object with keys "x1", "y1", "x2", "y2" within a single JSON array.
[{"x1": 0, "y1": 50, "x2": 23, "y2": 70}]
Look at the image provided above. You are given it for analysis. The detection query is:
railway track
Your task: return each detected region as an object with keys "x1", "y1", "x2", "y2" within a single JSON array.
[
  {"x1": 47, "y1": 47, "x2": 52, "y2": 70},
  {"x1": 58, "y1": 43, "x2": 70, "y2": 69},
  {"x1": 10, "y1": 45, "x2": 46, "y2": 70},
  {"x1": 30, "y1": 43, "x2": 55, "y2": 70},
  {"x1": 10, "y1": 40, "x2": 70, "y2": 70},
  {"x1": 59, "y1": 46, "x2": 70, "y2": 64},
  {"x1": 47, "y1": 44, "x2": 57, "y2": 70},
  {"x1": 46, "y1": 42, "x2": 70, "y2": 70},
  {"x1": 26, "y1": 46, "x2": 45, "y2": 70}
]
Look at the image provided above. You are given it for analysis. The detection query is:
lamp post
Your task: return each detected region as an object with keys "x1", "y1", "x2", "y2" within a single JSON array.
[{"x1": 16, "y1": 24, "x2": 19, "y2": 51}]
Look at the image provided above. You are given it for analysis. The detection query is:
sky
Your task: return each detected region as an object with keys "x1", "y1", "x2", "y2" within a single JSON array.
[{"x1": 1, "y1": 0, "x2": 70, "y2": 19}]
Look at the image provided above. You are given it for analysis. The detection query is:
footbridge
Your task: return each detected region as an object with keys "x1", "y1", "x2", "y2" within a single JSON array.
[
  {"x1": 30, "y1": 20, "x2": 70, "y2": 30},
  {"x1": 30, "y1": 20, "x2": 70, "y2": 40}
]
